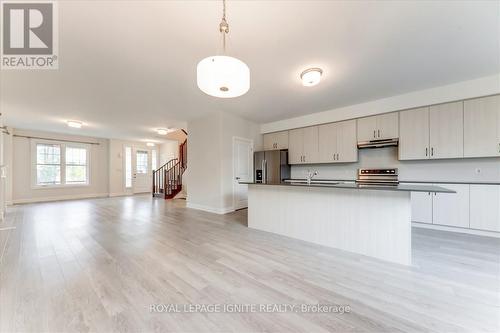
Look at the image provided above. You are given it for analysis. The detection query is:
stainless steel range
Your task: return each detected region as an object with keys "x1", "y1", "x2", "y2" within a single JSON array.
[{"x1": 356, "y1": 168, "x2": 399, "y2": 186}]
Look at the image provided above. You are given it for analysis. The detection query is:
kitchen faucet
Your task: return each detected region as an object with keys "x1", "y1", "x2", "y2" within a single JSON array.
[{"x1": 306, "y1": 170, "x2": 318, "y2": 185}]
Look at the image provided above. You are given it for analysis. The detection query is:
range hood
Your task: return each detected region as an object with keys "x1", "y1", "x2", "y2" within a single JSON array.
[{"x1": 357, "y1": 138, "x2": 399, "y2": 149}]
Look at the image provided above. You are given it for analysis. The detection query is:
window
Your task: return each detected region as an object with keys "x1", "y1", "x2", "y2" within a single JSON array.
[
  {"x1": 36, "y1": 144, "x2": 61, "y2": 185},
  {"x1": 66, "y1": 146, "x2": 88, "y2": 184},
  {"x1": 33, "y1": 141, "x2": 90, "y2": 187},
  {"x1": 136, "y1": 150, "x2": 148, "y2": 174},
  {"x1": 151, "y1": 149, "x2": 157, "y2": 171},
  {"x1": 125, "y1": 146, "x2": 132, "y2": 188}
]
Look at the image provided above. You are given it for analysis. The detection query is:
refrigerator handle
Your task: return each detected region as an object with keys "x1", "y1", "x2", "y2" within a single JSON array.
[{"x1": 263, "y1": 159, "x2": 267, "y2": 184}]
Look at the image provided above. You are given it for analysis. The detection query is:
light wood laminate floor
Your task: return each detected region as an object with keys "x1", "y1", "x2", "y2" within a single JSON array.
[{"x1": 0, "y1": 195, "x2": 499, "y2": 333}]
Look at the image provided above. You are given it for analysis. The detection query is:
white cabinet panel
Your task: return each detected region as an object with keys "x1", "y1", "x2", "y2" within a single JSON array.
[
  {"x1": 470, "y1": 185, "x2": 500, "y2": 232},
  {"x1": 429, "y1": 101, "x2": 464, "y2": 159},
  {"x1": 302, "y1": 126, "x2": 319, "y2": 164},
  {"x1": 399, "y1": 107, "x2": 430, "y2": 160},
  {"x1": 377, "y1": 113, "x2": 399, "y2": 139},
  {"x1": 288, "y1": 127, "x2": 318, "y2": 164},
  {"x1": 288, "y1": 128, "x2": 303, "y2": 164},
  {"x1": 464, "y1": 95, "x2": 500, "y2": 158},
  {"x1": 337, "y1": 120, "x2": 358, "y2": 162},
  {"x1": 357, "y1": 116, "x2": 377, "y2": 142},
  {"x1": 318, "y1": 123, "x2": 337, "y2": 163},
  {"x1": 432, "y1": 184, "x2": 469, "y2": 228},
  {"x1": 411, "y1": 190, "x2": 433, "y2": 224},
  {"x1": 263, "y1": 131, "x2": 289, "y2": 150}
]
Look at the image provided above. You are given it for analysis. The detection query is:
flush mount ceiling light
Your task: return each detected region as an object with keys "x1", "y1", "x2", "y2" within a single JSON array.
[
  {"x1": 147, "y1": 142, "x2": 155, "y2": 147},
  {"x1": 300, "y1": 68, "x2": 323, "y2": 87},
  {"x1": 67, "y1": 120, "x2": 82, "y2": 128},
  {"x1": 157, "y1": 128, "x2": 169, "y2": 135},
  {"x1": 197, "y1": 0, "x2": 250, "y2": 98}
]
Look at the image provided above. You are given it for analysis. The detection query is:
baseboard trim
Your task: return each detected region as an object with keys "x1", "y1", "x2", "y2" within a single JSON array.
[
  {"x1": 186, "y1": 202, "x2": 235, "y2": 215},
  {"x1": 412, "y1": 222, "x2": 500, "y2": 238},
  {"x1": 108, "y1": 192, "x2": 132, "y2": 198},
  {"x1": 12, "y1": 193, "x2": 109, "y2": 205}
]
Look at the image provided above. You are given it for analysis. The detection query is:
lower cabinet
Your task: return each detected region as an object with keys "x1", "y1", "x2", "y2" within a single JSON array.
[
  {"x1": 411, "y1": 183, "x2": 500, "y2": 232},
  {"x1": 432, "y1": 184, "x2": 469, "y2": 228},
  {"x1": 410, "y1": 190, "x2": 433, "y2": 224},
  {"x1": 470, "y1": 185, "x2": 500, "y2": 232}
]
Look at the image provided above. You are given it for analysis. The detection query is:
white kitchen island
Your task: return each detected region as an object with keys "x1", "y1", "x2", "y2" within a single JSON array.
[{"x1": 246, "y1": 182, "x2": 453, "y2": 265}]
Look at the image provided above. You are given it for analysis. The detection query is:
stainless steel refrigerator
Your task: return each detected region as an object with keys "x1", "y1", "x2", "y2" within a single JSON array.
[{"x1": 254, "y1": 150, "x2": 290, "y2": 184}]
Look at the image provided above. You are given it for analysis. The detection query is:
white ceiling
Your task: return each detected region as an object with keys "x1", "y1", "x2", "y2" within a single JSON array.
[{"x1": 1, "y1": 0, "x2": 499, "y2": 141}]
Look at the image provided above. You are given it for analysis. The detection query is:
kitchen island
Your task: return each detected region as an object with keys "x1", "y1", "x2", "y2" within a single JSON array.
[{"x1": 243, "y1": 182, "x2": 453, "y2": 265}]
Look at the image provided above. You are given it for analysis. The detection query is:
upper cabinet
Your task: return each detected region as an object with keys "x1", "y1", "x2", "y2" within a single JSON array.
[
  {"x1": 357, "y1": 113, "x2": 398, "y2": 142},
  {"x1": 263, "y1": 131, "x2": 289, "y2": 150},
  {"x1": 429, "y1": 101, "x2": 464, "y2": 159},
  {"x1": 288, "y1": 126, "x2": 319, "y2": 164},
  {"x1": 318, "y1": 120, "x2": 357, "y2": 163},
  {"x1": 464, "y1": 95, "x2": 500, "y2": 158},
  {"x1": 399, "y1": 107, "x2": 430, "y2": 160},
  {"x1": 399, "y1": 102, "x2": 464, "y2": 160}
]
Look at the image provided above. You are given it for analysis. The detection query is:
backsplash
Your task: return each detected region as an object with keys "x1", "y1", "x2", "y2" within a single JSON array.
[{"x1": 291, "y1": 147, "x2": 500, "y2": 182}]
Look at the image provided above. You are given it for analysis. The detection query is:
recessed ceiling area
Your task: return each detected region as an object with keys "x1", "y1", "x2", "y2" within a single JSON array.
[{"x1": 1, "y1": 0, "x2": 498, "y2": 141}]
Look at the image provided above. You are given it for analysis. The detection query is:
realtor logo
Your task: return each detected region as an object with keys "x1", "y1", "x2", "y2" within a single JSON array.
[{"x1": 1, "y1": 1, "x2": 58, "y2": 69}]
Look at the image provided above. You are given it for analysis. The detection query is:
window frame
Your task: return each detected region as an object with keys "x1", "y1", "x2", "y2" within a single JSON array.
[{"x1": 31, "y1": 139, "x2": 91, "y2": 189}]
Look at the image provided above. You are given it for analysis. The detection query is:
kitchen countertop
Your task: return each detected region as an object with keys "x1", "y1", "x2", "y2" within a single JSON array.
[
  {"x1": 280, "y1": 178, "x2": 500, "y2": 185},
  {"x1": 241, "y1": 181, "x2": 455, "y2": 193}
]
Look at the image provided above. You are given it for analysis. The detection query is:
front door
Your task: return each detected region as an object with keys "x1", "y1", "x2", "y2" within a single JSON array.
[
  {"x1": 233, "y1": 137, "x2": 253, "y2": 210},
  {"x1": 133, "y1": 148, "x2": 151, "y2": 193}
]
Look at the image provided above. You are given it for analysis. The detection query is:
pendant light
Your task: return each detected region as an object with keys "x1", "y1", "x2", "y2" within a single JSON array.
[{"x1": 197, "y1": 0, "x2": 250, "y2": 98}]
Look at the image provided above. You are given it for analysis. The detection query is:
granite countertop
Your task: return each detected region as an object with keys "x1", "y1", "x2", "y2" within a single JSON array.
[
  {"x1": 241, "y1": 181, "x2": 455, "y2": 193},
  {"x1": 280, "y1": 178, "x2": 500, "y2": 186}
]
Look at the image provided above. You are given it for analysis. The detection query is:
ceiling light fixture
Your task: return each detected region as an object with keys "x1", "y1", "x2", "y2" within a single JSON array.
[
  {"x1": 67, "y1": 120, "x2": 82, "y2": 128},
  {"x1": 157, "y1": 128, "x2": 169, "y2": 135},
  {"x1": 197, "y1": 0, "x2": 250, "y2": 98},
  {"x1": 300, "y1": 68, "x2": 323, "y2": 87},
  {"x1": 147, "y1": 142, "x2": 155, "y2": 147}
]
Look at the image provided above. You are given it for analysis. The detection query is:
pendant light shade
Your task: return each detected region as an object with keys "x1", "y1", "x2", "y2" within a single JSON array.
[
  {"x1": 197, "y1": 0, "x2": 250, "y2": 98},
  {"x1": 197, "y1": 56, "x2": 250, "y2": 98}
]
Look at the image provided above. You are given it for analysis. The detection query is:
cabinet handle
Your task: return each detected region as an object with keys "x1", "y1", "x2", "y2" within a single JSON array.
[
  {"x1": 428, "y1": 192, "x2": 430, "y2": 196},
  {"x1": 378, "y1": 129, "x2": 380, "y2": 138},
  {"x1": 425, "y1": 148, "x2": 428, "y2": 156},
  {"x1": 498, "y1": 143, "x2": 500, "y2": 153},
  {"x1": 431, "y1": 147, "x2": 434, "y2": 156},
  {"x1": 337, "y1": 153, "x2": 339, "y2": 160},
  {"x1": 303, "y1": 155, "x2": 306, "y2": 162},
  {"x1": 373, "y1": 130, "x2": 376, "y2": 138}
]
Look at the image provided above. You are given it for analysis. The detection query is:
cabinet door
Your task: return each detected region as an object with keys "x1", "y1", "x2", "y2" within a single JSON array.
[
  {"x1": 275, "y1": 131, "x2": 289, "y2": 150},
  {"x1": 302, "y1": 126, "x2": 319, "y2": 164},
  {"x1": 376, "y1": 113, "x2": 399, "y2": 139},
  {"x1": 410, "y1": 189, "x2": 433, "y2": 224},
  {"x1": 263, "y1": 133, "x2": 275, "y2": 150},
  {"x1": 432, "y1": 184, "x2": 469, "y2": 228},
  {"x1": 464, "y1": 95, "x2": 500, "y2": 158},
  {"x1": 337, "y1": 120, "x2": 358, "y2": 162},
  {"x1": 470, "y1": 185, "x2": 500, "y2": 232},
  {"x1": 429, "y1": 101, "x2": 464, "y2": 159},
  {"x1": 399, "y1": 107, "x2": 430, "y2": 160},
  {"x1": 357, "y1": 116, "x2": 377, "y2": 142},
  {"x1": 288, "y1": 128, "x2": 303, "y2": 164},
  {"x1": 318, "y1": 123, "x2": 338, "y2": 163}
]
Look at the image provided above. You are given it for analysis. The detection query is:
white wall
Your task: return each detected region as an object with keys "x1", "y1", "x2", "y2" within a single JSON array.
[
  {"x1": 4, "y1": 127, "x2": 13, "y2": 206},
  {"x1": 186, "y1": 111, "x2": 262, "y2": 214},
  {"x1": 159, "y1": 140, "x2": 179, "y2": 165},
  {"x1": 292, "y1": 148, "x2": 500, "y2": 183},
  {"x1": 262, "y1": 74, "x2": 500, "y2": 133},
  {"x1": 11, "y1": 129, "x2": 109, "y2": 204},
  {"x1": 186, "y1": 112, "x2": 223, "y2": 211}
]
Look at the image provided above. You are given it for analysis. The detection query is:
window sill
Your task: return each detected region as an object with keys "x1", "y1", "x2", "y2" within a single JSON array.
[{"x1": 32, "y1": 183, "x2": 90, "y2": 190}]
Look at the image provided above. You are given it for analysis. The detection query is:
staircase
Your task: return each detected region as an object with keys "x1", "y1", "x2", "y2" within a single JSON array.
[{"x1": 152, "y1": 139, "x2": 187, "y2": 199}]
